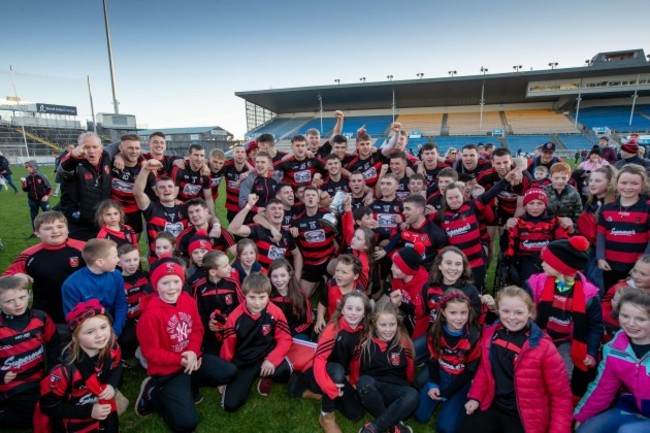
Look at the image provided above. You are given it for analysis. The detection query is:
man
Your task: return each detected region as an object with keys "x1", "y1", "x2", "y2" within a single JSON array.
[
  {"x1": 378, "y1": 151, "x2": 410, "y2": 200},
  {"x1": 110, "y1": 134, "x2": 148, "y2": 235},
  {"x1": 134, "y1": 159, "x2": 189, "y2": 261},
  {"x1": 349, "y1": 171, "x2": 372, "y2": 210},
  {"x1": 418, "y1": 143, "x2": 450, "y2": 194},
  {"x1": 58, "y1": 132, "x2": 112, "y2": 240},
  {"x1": 229, "y1": 195, "x2": 303, "y2": 275},
  {"x1": 222, "y1": 144, "x2": 253, "y2": 222},
  {"x1": 305, "y1": 110, "x2": 344, "y2": 158},
  {"x1": 176, "y1": 198, "x2": 234, "y2": 258},
  {"x1": 274, "y1": 135, "x2": 326, "y2": 188},
  {"x1": 171, "y1": 144, "x2": 214, "y2": 208},
  {"x1": 290, "y1": 186, "x2": 337, "y2": 297},
  {"x1": 319, "y1": 154, "x2": 349, "y2": 207},
  {"x1": 526, "y1": 141, "x2": 563, "y2": 176},
  {"x1": 454, "y1": 143, "x2": 492, "y2": 177},
  {"x1": 271, "y1": 182, "x2": 303, "y2": 230},
  {"x1": 345, "y1": 122, "x2": 400, "y2": 188},
  {"x1": 614, "y1": 141, "x2": 650, "y2": 174},
  {"x1": 256, "y1": 134, "x2": 286, "y2": 163},
  {"x1": 380, "y1": 194, "x2": 448, "y2": 269},
  {"x1": 369, "y1": 174, "x2": 403, "y2": 230},
  {"x1": 143, "y1": 132, "x2": 183, "y2": 177},
  {"x1": 598, "y1": 136, "x2": 617, "y2": 164}
]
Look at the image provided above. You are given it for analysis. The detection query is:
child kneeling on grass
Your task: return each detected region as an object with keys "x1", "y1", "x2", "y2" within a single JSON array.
[
  {"x1": 135, "y1": 256, "x2": 237, "y2": 433},
  {"x1": 220, "y1": 272, "x2": 293, "y2": 412}
]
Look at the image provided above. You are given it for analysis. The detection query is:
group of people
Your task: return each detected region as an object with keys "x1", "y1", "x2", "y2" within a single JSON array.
[{"x1": 1, "y1": 113, "x2": 650, "y2": 433}]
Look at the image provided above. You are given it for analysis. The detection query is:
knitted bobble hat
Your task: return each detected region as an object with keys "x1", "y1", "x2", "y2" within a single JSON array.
[
  {"x1": 540, "y1": 236, "x2": 590, "y2": 277},
  {"x1": 393, "y1": 246, "x2": 423, "y2": 276}
]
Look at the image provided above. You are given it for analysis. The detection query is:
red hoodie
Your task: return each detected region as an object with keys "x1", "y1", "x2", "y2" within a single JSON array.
[
  {"x1": 392, "y1": 267, "x2": 429, "y2": 338},
  {"x1": 136, "y1": 292, "x2": 204, "y2": 376}
]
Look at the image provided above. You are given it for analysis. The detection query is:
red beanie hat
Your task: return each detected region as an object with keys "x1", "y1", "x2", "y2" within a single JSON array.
[
  {"x1": 540, "y1": 236, "x2": 589, "y2": 277},
  {"x1": 393, "y1": 246, "x2": 423, "y2": 276},
  {"x1": 66, "y1": 299, "x2": 106, "y2": 331},
  {"x1": 150, "y1": 255, "x2": 186, "y2": 289},
  {"x1": 523, "y1": 188, "x2": 548, "y2": 207},
  {"x1": 621, "y1": 142, "x2": 639, "y2": 154},
  {"x1": 188, "y1": 230, "x2": 213, "y2": 256}
]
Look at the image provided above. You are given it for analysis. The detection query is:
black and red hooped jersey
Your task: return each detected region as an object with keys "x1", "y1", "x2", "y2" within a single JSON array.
[
  {"x1": 110, "y1": 163, "x2": 144, "y2": 214},
  {"x1": 0, "y1": 310, "x2": 57, "y2": 398},
  {"x1": 248, "y1": 224, "x2": 297, "y2": 270},
  {"x1": 346, "y1": 153, "x2": 385, "y2": 188},
  {"x1": 175, "y1": 224, "x2": 236, "y2": 258},
  {"x1": 274, "y1": 157, "x2": 325, "y2": 188},
  {"x1": 96, "y1": 225, "x2": 138, "y2": 248},
  {"x1": 369, "y1": 198, "x2": 403, "y2": 230},
  {"x1": 123, "y1": 269, "x2": 152, "y2": 320},
  {"x1": 209, "y1": 168, "x2": 224, "y2": 200},
  {"x1": 505, "y1": 215, "x2": 568, "y2": 259},
  {"x1": 477, "y1": 168, "x2": 532, "y2": 221},
  {"x1": 171, "y1": 162, "x2": 209, "y2": 202},
  {"x1": 440, "y1": 201, "x2": 486, "y2": 269},
  {"x1": 321, "y1": 176, "x2": 349, "y2": 198},
  {"x1": 428, "y1": 326, "x2": 480, "y2": 377},
  {"x1": 142, "y1": 201, "x2": 189, "y2": 260},
  {"x1": 598, "y1": 198, "x2": 650, "y2": 272},
  {"x1": 222, "y1": 161, "x2": 249, "y2": 213},
  {"x1": 292, "y1": 210, "x2": 336, "y2": 267}
]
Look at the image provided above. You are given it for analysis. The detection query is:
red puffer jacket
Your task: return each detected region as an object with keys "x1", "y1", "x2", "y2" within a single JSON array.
[{"x1": 467, "y1": 322, "x2": 573, "y2": 433}]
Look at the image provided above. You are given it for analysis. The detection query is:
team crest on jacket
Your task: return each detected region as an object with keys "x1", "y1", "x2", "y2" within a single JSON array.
[
  {"x1": 225, "y1": 294, "x2": 233, "y2": 305},
  {"x1": 390, "y1": 352, "x2": 400, "y2": 366},
  {"x1": 69, "y1": 256, "x2": 80, "y2": 267},
  {"x1": 261, "y1": 324, "x2": 271, "y2": 336}
]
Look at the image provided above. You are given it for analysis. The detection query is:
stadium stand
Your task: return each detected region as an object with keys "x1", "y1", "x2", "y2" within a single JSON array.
[
  {"x1": 340, "y1": 115, "x2": 393, "y2": 138},
  {"x1": 446, "y1": 111, "x2": 502, "y2": 135},
  {"x1": 504, "y1": 135, "x2": 553, "y2": 154},
  {"x1": 299, "y1": 117, "x2": 339, "y2": 136},
  {"x1": 556, "y1": 134, "x2": 599, "y2": 150},
  {"x1": 504, "y1": 110, "x2": 578, "y2": 134},
  {"x1": 247, "y1": 116, "x2": 312, "y2": 139},
  {"x1": 395, "y1": 114, "x2": 443, "y2": 136},
  {"x1": 576, "y1": 105, "x2": 650, "y2": 132}
]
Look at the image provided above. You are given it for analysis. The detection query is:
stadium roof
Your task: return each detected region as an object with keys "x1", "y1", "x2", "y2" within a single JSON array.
[
  {"x1": 138, "y1": 126, "x2": 231, "y2": 136},
  {"x1": 236, "y1": 49, "x2": 650, "y2": 113}
]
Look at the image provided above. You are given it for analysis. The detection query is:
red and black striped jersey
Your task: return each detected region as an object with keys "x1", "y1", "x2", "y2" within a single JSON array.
[
  {"x1": 0, "y1": 309, "x2": 57, "y2": 398},
  {"x1": 274, "y1": 156, "x2": 326, "y2": 188},
  {"x1": 123, "y1": 269, "x2": 152, "y2": 320},
  {"x1": 422, "y1": 162, "x2": 451, "y2": 189},
  {"x1": 220, "y1": 302, "x2": 292, "y2": 368},
  {"x1": 369, "y1": 198, "x2": 403, "y2": 229},
  {"x1": 171, "y1": 162, "x2": 209, "y2": 202},
  {"x1": 440, "y1": 201, "x2": 486, "y2": 268},
  {"x1": 291, "y1": 209, "x2": 336, "y2": 267},
  {"x1": 96, "y1": 224, "x2": 138, "y2": 248},
  {"x1": 270, "y1": 287, "x2": 313, "y2": 336},
  {"x1": 110, "y1": 163, "x2": 144, "y2": 214},
  {"x1": 209, "y1": 168, "x2": 224, "y2": 200},
  {"x1": 3, "y1": 240, "x2": 86, "y2": 323},
  {"x1": 477, "y1": 168, "x2": 532, "y2": 220},
  {"x1": 222, "y1": 161, "x2": 249, "y2": 213},
  {"x1": 281, "y1": 203, "x2": 305, "y2": 231},
  {"x1": 505, "y1": 215, "x2": 568, "y2": 258},
  {"x1": 194, "y1": 271, "x2": 243, "y2": 341},
  {"x1": 428, "y1": 325, "x2": 480, "y2": 377},
  {"x1": 346, "y1": 153, "x2": 385, "y2": 188},
  {"x1": 142, "y1": 201, "x2": 189, "y2": 261},
  {"x1": 598, "y1": 197, "x2": 650, "y2": 272},
  {"x1": 454, "y1": 159, "x2": 492, "y2": 177},
  {"x1": 247, "y1": 225, "x2": 297, "y2": 270},
  {"x1": 386, "y1": 219, "x2": 448, "y2": 269}
]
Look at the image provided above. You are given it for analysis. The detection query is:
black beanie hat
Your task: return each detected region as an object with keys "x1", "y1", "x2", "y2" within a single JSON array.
[
  {"x1": 540, "y1": 236, "x2": 589, "y2": 276},
  {"x1": 393, "y1": 246, "x2": 423, "y2": 276}
]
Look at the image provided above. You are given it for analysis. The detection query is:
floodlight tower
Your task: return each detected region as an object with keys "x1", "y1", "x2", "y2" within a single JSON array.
[{"x1": 102, "y1": 0, "x2": 120, "y2": 114}]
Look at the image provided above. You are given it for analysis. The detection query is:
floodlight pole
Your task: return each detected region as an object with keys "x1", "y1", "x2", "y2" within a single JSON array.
[
  {"x1": 102, "y1": 0, "x2": 120, "y2": 114},
  {"x1": 87, "y1": 75, "x2": 97, "y2": 133},
  {"x1": 391, "y1": 89, "x2": 396, "y2": 122},
  {"x1": 574, "y1": 79, "x2": 583, "y2": 128},
  {"x1": 317, "y1": 94, "x2": 323, "y2": 133},
  {"x1": 479, "y1": 67, "x2": 488, "y2": 130},
  {"x1": 629, "y1": 75, "x2": 640, "y2": 127},
  {"x1": 9, "y1": 65, "x2": 29, "y2": 159}
]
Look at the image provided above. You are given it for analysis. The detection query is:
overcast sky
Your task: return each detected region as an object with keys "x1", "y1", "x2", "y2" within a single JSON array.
[{"x1": 2, "y1": 0, "x2": 648, "y2": 138}]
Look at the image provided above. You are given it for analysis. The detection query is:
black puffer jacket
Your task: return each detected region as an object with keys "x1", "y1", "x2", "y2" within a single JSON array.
[{"x1": 58, "y1": 151, "x2": 112, "y2": 225}]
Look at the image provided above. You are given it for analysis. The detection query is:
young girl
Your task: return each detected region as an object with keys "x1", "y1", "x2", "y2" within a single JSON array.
[
  {"x1": 355, "y1": 302, "x2": 418, "y2": 433},
  {"x1": 414, "y1": 289, "x2": 481, "y2": 432},
  {"x1": 504, "y1": 188, "x2": 569, "y2": 286},
  {"x1": 40, "y1": 300, "x2": 122, "y2": 433},
  {"x1": 459, "y1": 286, "x2": 573, "y2": 433},
  {"x1": 575, "y1": 287, "x2": 650, "y2": 432},
  {"x1": 597, "y1": 164, "x2": 650, "y2": 292},
  {"x1": 577, "y1": 165, "x2": 617, "y2": 294},
  {"x1": 231, "y1": 238, "x2": 264, "y2": 284},
  {"x1": 95, "y1": 199, "x2": 138, "y2": 248},
  {"x1": 526, "y1": 236, "x2": 603, "y2": 402},
  {"x1": 193, "y1": 250, "x2": 243, "y2": 354},
  {"x1": 186, "y1": 230, "x2": 213, "y2": 279},
  {"x1": 268, "y1": 259, "x2": 313, "y2": 340},
  {"x1": 436, "y1": 177, "x2": 510, "y2": 290},
  {"x1": 287, "y1": 292, "x2": 370, "y2": 433},
  {"x1": 342, "y1": 195, "x2": 375, "y2": 290},
  {"x1": 153, "y1": 231, "x2": 176, "y2": 262},
  {"x1": 602, "y1": 254, "x2": 650, "y2": 338}
]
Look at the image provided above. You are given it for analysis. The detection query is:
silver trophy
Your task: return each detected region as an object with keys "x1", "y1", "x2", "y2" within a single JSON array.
[{"x1": 318, "y1": 191, "x2": 347, "y2": 234}]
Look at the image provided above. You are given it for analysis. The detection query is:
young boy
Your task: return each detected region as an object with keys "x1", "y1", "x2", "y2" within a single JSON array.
[
  {"x1": 135, "y1": 256, "x2": 237, "y2": 432},
  {"x1": 389, "y1": 246, "x2": 429, "y2": 339},
  {"x1": 21, "y1": 160, "x2": 52, "y2": 232},
  {"x1": 220, "y1": 273, "x2": 293, "y2": 411},
  {"x1": 3, "y1": 211, "x2": 85, "y2": 328},
  {"x1": 117, "y1": 244, "x2": 151, "y2": 361},
  {"x1": 0, "y1": 276, "x2": 59, "y2": 428},
  {"x1": 61, "y1": 238, "x2": 127, "y2": 337},
  {"x1": 315, "y1": 254, "x2": 364, "y2": 333},
  {"x1": 542, "y1": 162, "x2": 583, "y2": 227},
  {"x1": 407, "y1": 173, "x2": 427, "y2": 197},
  {"x1": 532, "y1": 165, "x2": 550, "y2": 187}
]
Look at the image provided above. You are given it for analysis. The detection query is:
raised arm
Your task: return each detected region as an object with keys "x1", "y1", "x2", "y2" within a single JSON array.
[{"x1": 134, "y1": 160, "x2": 158, "y2": 211}]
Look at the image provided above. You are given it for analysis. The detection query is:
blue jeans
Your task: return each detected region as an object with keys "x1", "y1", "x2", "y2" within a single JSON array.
[
  {"x1": 413, "y1": 335, "x2": 429, "y2": 365},
  {"x1": 577, "y1": 408, "x2": 650, "y2": 433},
  {"x1": 28, "y1": 198, "x2": 50, "y2": 230},
  {"x1": 415, "y1": 381, "x2": 470, "y2": 433},
  {"x1": 357, "y1": 375, "x2": 418, "y2": 431},
  {"x1": 2, "y1": 174, "x2": 18, "y2": 193}
]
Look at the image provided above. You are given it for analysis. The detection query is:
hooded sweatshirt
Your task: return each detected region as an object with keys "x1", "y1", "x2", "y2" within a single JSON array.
[{"x1": 23, "y1": 160, "x2": 52, "y2": 201}]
